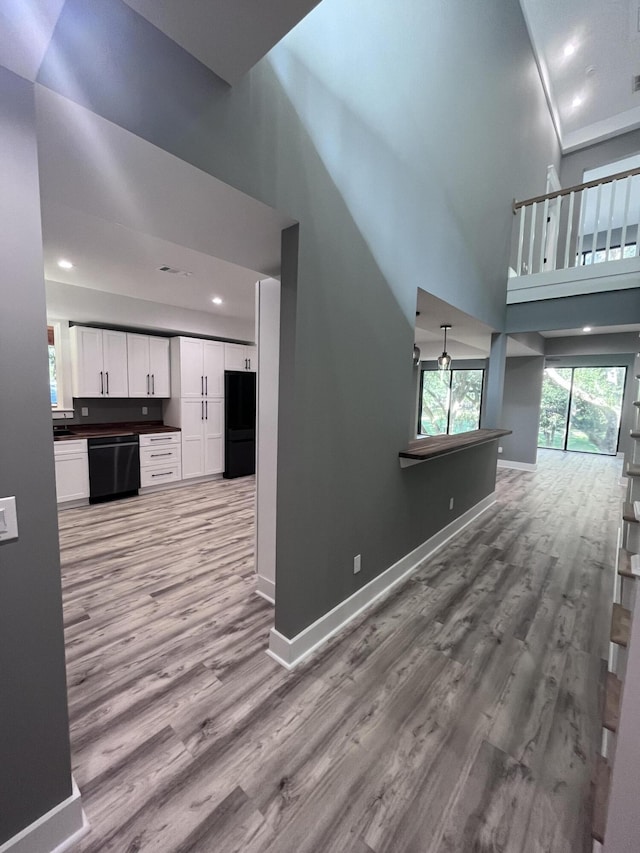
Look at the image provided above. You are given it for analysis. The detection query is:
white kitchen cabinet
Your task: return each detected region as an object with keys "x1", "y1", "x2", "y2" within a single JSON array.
[
  {"x1": 139, "y1": 431, "x2": 181, "y2": 488},
  {"x1": 166, "y1": 398, "x2": 223, "y2": 479},
  {"x1": 70, "y1": 326, "x2": 128, "y2": 398},
  {"x1": 127, "y1": 334, "x2": 170, "y2": 398},
  {"x1": 170, "y1": 337, "x2": 224, "y2": 398},
  {"x1": 224, "y1": 343, "x2": 257, "y2": 372},
  {"x1": 54, "y1": 440, "x2": 89, "y2": 503}
]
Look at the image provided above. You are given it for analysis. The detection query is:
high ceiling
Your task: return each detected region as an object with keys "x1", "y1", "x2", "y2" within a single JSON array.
[{"x1": 520, "y1": 0, "x2": 640, "y2": 151}]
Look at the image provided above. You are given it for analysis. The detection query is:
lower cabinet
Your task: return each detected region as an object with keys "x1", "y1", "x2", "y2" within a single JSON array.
[
  {"x1": 139, "y1": 432, "x2": 182, "y2": 488},
  {"x1": 54, "y1": 440, "x2": 89, "y2": 503},
  {"x1": 171, "y1": 398, "x2": 223, "y2": 479}
]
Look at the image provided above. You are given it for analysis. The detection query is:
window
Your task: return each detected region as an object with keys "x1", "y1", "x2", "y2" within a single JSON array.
[
  {"x1": 48, "y1": 325, "x2": 58, "y2": 407},
  {"x1": 580, "y1": 243, "x2": 637, "y2": 266},
  {"x1": 418, "y1": 368, "x2": 484, "y2": 436},
  {"x1": 538, "y1": 365, "x2": 626, "y2": 455}
]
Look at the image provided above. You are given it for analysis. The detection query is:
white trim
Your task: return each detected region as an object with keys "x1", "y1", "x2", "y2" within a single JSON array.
[
  {"x1": 0, "y1": 780, "x2": 87, "y2": 853},
  {"x1": 497, "y1": 459, "x2": 537, "y2": 472},
  {"x1": 255, "y1": 575, "x2": 275, "y2": 605},
  {"x1": 506, "y1": 255, "x2": 640, "y2": 304},
  {"x1": 267, "y1": 491, "x2": 496, "y2": 669}
]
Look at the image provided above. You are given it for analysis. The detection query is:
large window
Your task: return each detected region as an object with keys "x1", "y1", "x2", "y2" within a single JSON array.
[
  {"x1": 538, "y1": 365, "x2": 626, "y2": 456},
  {"x1": 419, "y1": 368, "x2": 484, "y2": 436}
]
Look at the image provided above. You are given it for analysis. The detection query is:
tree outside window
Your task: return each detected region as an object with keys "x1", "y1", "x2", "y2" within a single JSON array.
[{"x1": 419, "y1": 369, "x2": 483, "y2": 436}]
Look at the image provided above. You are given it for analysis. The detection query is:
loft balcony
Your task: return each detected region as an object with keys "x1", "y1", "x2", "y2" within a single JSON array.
[{"x1": 507, "y1": 165, "x2": 640, "y2": 304}]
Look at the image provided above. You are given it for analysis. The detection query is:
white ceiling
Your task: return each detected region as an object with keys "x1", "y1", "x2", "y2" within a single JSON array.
[
  {"x1": 121, "y1": 0, "x2": 321, "y2": 86},
  {"x1": 35, "y1": 86, "x2": 293, "y2": 328},
  {"x1": 541, "y1": 324, "x2": 640, "y2": 338},
  {"x1": 520, "y1": 0, "x2": 640, "y2": 151}
]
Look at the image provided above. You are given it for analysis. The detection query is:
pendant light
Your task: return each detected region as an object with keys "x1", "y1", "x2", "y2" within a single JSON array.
[{"x1": 437, "y1": 324, "x2": 452, "y2": 370}]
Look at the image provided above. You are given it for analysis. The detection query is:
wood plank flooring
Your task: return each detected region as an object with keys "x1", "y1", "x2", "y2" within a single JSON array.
[{"x1": 59, "y1": 450, "x2": 622, "y2": 853}]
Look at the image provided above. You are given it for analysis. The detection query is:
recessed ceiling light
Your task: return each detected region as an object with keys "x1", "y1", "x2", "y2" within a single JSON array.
[
  {"x1": 212, "y1": 297, "x2": 223, "y2": 305},
  {"x1": 57, "y1": 259, "x2": 74, "y2": 270},
  {"x1": 572, "y1": 95, "x2": 583, "y2": 109},
  {"x1": 583, "y1": 326, "x2": 592, "y2": 332},
  {"x1": 564, "y1": 43, "x2": 576, "y2": 58}
]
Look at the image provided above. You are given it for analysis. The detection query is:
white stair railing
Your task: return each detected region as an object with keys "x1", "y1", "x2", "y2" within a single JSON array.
[{"x1": 512, "y1": 166, "x2": 640, "y2": 277}]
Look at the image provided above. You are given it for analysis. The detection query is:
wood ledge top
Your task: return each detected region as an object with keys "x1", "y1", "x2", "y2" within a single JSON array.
[
  {"x1": 53, "y1": 421, "x2": 181, "y2": 441},
  {"x1": 400, "y1": 428, "x2": 512, "y2": 461}
]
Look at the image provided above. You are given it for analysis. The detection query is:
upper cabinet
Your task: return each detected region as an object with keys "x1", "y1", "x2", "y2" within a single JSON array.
[
  {"x1": 70, "y1": 326, "x2": 128, "y2": 398},
  {"x1": 224, "y1": 343, "x2": 257, "y2": 372},
  {"x1": 127, "y1": 334, "x2": 170, "y2": 398},
  {"x1": 170, "y1": 337, "x2": 224, "y2": 398}
]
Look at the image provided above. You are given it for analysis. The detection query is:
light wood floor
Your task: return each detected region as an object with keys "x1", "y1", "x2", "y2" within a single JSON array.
[{"x1": 60, "y1": 450, "x2": 622, "y2": 852}]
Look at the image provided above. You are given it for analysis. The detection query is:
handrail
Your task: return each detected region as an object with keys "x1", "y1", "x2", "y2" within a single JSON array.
[{"x1": 513, "y1": 164, "x2": 640, "y2": 213}]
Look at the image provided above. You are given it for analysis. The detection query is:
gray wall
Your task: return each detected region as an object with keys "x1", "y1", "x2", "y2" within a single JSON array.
[
  {"x1": 561, "y1": 129, "x2": 640, "y2": 188},
  {"x1": 35, "y1": 0, "x2": 560, "y2": 641},
  {"x1": 0, "y1": 68, "x2": 72, "y2": 844},
  {"x1": 506, "y1": 289, "x2": 640, "y2": 334},
  {"x1": 500, "y1": 357, "x2": 544, "y2": 465}
]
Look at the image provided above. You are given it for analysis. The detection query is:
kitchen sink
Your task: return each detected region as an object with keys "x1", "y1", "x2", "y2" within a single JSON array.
[{"x1": 53, "y1": 427, "x2": 75, "y2": 436}]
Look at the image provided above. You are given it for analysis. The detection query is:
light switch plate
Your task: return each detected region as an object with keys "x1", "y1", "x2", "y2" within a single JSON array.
[{"x1": 0, "y1": 496, "x2": 18, "y2": 543}]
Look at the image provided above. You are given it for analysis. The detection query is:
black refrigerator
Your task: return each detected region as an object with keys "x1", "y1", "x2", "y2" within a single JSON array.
[{"x1": 224, "y1": 370, "x2": 257, "y2": 478}]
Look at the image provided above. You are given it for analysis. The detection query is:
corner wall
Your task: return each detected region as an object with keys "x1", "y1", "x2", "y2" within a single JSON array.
[
  {"x1": 499, "y1": 356, "x2": 544, "y2": 467},
  {"x1": 0, "y1": 68, "x2": 73, "y2": 845}
]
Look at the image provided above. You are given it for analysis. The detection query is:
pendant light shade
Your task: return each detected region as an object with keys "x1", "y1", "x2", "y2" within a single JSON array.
[{"x1": 438, "y1": 324, "x2": 452, "y2": 370}]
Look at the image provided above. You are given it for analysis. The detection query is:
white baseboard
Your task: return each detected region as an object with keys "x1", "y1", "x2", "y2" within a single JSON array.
[
  {"x1": 0, "y1": 779, "x2": 87, "y2": 853},
  {"x1": 267, "y1": 491, "x2": 496, "y2": 670},
  {"x1": 497, "y1": 459, "x2": 537, "y2": 472},
  {"x1": 255, "y1": 574, "x2": 275, "y2": 605}
]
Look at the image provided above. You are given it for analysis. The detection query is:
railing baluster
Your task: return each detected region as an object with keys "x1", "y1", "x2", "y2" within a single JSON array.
[
  {"x1": 577, "y1": 189, "x2": 587, "y2": 266},
  {"x1": 591, "y1": 183, "x2": 602, "y2": 263},
  {"x1": 528, "y1": 202, "x2": 537, "y2": 275},
  {"x1": 564, "y1": 191, "x2": 575, "y2": 270},
  {"x1": 605, "y1": 179, "x2": 616, "y2": 261},
  {"x1": 539, "y1": 197, "x2": 549, "y2": 272},
  {"x1": 620, "y1": 175, "x2": 632, "y2": 254},
  {"x1": 516, "y1": 205, "x2": 525, "y2": 275}
]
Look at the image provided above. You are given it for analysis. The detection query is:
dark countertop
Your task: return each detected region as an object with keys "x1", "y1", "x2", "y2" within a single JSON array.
[
  {"x1": 399, "y1": 428, "x2": 512, "y2": 461},
  {"x1": 53, "y1": 421, "x2": 181, "y2": 441}
]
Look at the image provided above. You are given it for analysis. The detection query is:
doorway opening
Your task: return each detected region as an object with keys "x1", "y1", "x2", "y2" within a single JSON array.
[{"x1": 537, "y1": 365, "x2": 627, "y2": 455}]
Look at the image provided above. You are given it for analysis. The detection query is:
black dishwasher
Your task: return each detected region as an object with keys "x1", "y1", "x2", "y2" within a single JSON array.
[{"x1": 88, "y1": 434, "x2": 140, "y2": 503}]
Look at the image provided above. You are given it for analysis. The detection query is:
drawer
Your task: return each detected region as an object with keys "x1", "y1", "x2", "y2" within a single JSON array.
[
  {"x1": 54, "y1": 439, "x2": 87, "y2": 457},
  {"x1": 139, "y1": 431, "x2": 180, "y2": 447},
  {"x1": 140, "y1": 464, "x2": 181, "y2": 488},
  {"x1": 140, "y1": 444, "x2": 181, "y2": 468}
]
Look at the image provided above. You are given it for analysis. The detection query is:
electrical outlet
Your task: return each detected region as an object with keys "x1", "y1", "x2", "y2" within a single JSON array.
[
  {"x1": 449, "y1": 497, "x2": 454, "y2": 510},
  {"x1": 142, "y1": 406, "x2": 148, "y2": 415},
  {"x1": 353, "y1": 554, "x2": 361, "y2": 574},
  {"x1": 81, "y1": 407, "x2": 89, "y2": 417},
  {"x1": 498, "y1": 446, "x2": 503, "y2": 454}
]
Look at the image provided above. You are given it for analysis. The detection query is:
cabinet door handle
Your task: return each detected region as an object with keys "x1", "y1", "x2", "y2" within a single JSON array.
[
  {"x1": 201, "y1": 375, "x2": 204, "y2": 395},
  {"x1": 201, "y1": 401, "x2": 204, "y2": 420},
  {"x1": 146, "y1": 374, "x2": 150, "y2": 395},
  {"x1": 205, "y1": 401, "x2": 208, "y2": 420},
  {"x1": 100, "y1": 371, "x2": 104, "y2": 394},
  {"x1": 248, "y1": 358, "x2": 251, "y2": 370},
  {"x1": 205, "y1": 376, "x2": 208, "y2": 395},
  {"x1": 152, "y1": 374, "x2": 155, "y2": 395},
  {"x1": 106, "y1": 372, "x2": 109, "y2": 395},
  {"x1": 150, "y1": 452, "x2": 172, "y2": 458},
  {"x1": 151, "y1": 471, "x2": 172, "y2": 478}
]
